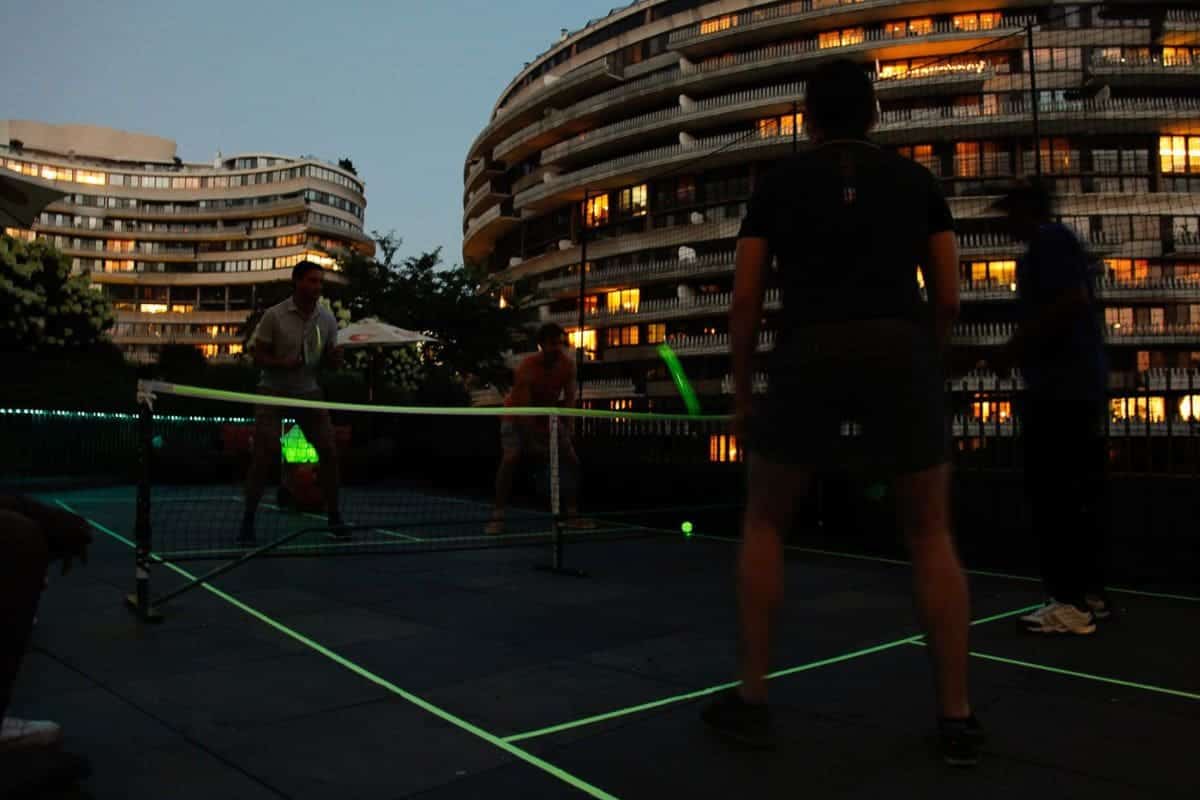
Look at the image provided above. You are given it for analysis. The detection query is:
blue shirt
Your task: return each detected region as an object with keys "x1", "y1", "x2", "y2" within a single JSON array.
[{"x1": 1015, "y1": 223, "x2": 1108, "y2": 398}]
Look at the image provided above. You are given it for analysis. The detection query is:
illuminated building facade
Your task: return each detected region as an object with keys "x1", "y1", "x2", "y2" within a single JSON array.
[{"x1": 2, "y1": 120, "x2": 372, "y2": 362}]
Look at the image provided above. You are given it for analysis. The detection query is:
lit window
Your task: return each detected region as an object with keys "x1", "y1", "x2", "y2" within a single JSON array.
[
  {"x1": 1181, "y1": 395, "x2": 1200, "y2": 421},
  {"x1": 103, "y1": 260, "x2": 135, "y2": 273},
  {"x1": 1107, "y1": 259, "x2": 1150, "y2": 283},
  {"x1": 40, "y1": 165, "x2": 74, "y2": 182},
  {"x1": 700, "y1": 14, "x2": 736, "y2": 35},
  {"x1": 884, "y1": 22, "x2": 907, "y2": 39},
  {"x1": 647, "y1": 323, "x2": 666, "y2": 344},
  {"x1": 908, "y1": 18, "x2": 934, "y2": 36},
  {"x1": 989, "y1": 261, "x2": 1016, "y2": 286},
  {"x1": 1111, "y1": 397, "x2": 1166, "y2": 423},
  {"x1": 972, "y1": 401, "x2": 1012, "y2": 423},
  {"x1": 199, "y1": 344, "x2": 219, "y2": 359},
  {"x1": 229, "y1": 343, "x2": 244, "y2": 356},
  {"x1": 757, "y1": 118, "x2": 779, "y2": 138},
  {"x1": 955, "y1": 142, "x2": 981, "y2": 178},
  {"x1": 139, "y1": 303, "x2": 169, "y2": 314},
  {"x1": 568, "y1": 329, "x2": 597, "y2": 361},
  {"x1": 709, "y1": 435, "x2": 742, "y2": 463},
  {"x1": 979, "y1": 12, "x2": 1001, "y2": 30},
  {"x1": 1163, "y1": 47, "x2": 1193, "y2": 67},
  {"x1": 584, "y1": 194, "x2": 610, "y2": 228},
  {"x1": 74, "y1": 170, "x2": 106, "y2": 186},
  {"x1": 583, "y1": 296, "x2": 599, "y2": 316},
  {"x1": 879, "y1": 61, "x2": 908, "y2": 78},
  {"x1": 1160, "y1": 135, "x2": 1200, "y2": 174},
  {"x1": 606, "y1": 289, "x2": 640, "y2": 314},
  {"x1": 619, "y1": 184, "x2": 648, "y2": 217}
]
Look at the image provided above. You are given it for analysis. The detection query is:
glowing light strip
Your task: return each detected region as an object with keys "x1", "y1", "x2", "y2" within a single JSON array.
[
  {"x1": 138, "y1": 381, "x2": 731, "y2": 422},
  {"x1": 909, "y1": 642, "x2": 1200, "y2": 702},
  {"x1": 502, "y1": 605, "x2": 1039, "y2": 744},
  {"x1": 57, "y1": 503, "x2": 622, "y2": 800}
]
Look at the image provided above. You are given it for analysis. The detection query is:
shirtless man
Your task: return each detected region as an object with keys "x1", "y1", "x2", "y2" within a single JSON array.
[{"x1": 487, "y1": 323, "x2": 589, "y2": 533}]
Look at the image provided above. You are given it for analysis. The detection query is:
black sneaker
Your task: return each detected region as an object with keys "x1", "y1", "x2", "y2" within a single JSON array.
[
  {"x1": 700, "y1": 689, "x2": 773, "y2": 749},
  {"x1": 1086, "y1": 593, "x2": 1116, "y2": 621},
  {"x1": 938, "y1": 714, "x2": 984, "y2": 767}
]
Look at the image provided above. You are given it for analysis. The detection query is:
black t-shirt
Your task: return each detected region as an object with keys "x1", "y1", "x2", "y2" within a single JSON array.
[{"x1": 738, "y1": 141, "x2": 954, "y2": 326}]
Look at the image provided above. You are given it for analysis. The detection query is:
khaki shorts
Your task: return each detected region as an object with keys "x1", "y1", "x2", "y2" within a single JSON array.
[{"x1": 254, "y1": 389, "x2": 336, "y2": 455}]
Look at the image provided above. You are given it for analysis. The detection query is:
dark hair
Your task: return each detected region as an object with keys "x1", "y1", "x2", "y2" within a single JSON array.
[
  {"x1": 536, "y1": 322, "x2": 565, "y2": 346},
  {"x1": 292, "y1": 260, "x2": 323, "y2": 283},
  {"x1": 998, "y1": 178, "x2": 1054, "y2": 220},
  {"x1": 806, "y1": 59, "x2": 877, "y2": 139}
]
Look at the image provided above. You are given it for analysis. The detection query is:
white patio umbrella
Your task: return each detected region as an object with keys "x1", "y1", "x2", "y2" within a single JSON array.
[
  {"x1": 0, "y1": 171, "x2": 67, "y2": 229},
  {"x1": 336, "y1": 318, "x2": 438, "y2": 348},
  {"x1": 336, "y1": 318, "x2": 438, "y2": 401}
]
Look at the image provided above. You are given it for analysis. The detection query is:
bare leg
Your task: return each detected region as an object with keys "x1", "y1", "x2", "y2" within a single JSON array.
[
  {"x1": 894, "y1": 462, "x2": 971, "y2": 719},
  {"x1": 244, "y1": 404, "x2": 282, "y2": 513},
  {"x1": 0, "y1": 512, "x2": 48, "y2": 720},
  {"x1": 738, "y1": 455, "x2": 809, "y2": 702}
]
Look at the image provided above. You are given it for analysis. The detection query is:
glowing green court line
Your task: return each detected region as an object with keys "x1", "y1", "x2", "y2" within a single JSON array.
[
  {"x1": 502, "y1": 604, "x2": 1040, "y2": 744},
  {"x1": 141, "y1": 380, "x2": 730, "y2": 423},
  {"x1": 692, "y1": 534, "x2": 1200, "y2": 603},
  {"x1": 909, "y1": 642, "x2": 1200, "y2": 702},
  {"x1": 58, "y1": 503, "x2": 621, "y2": 800}
]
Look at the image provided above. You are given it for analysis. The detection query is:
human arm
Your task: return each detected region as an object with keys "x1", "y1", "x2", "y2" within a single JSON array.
[
  {"x1": 0, "y1": 496, "x2": 92, "y2": 575},
  {"x1": 730, "y1": 237, "x2": 771, "y2": 440},
  {"x1": 250, "y1": 312, "x2": 301, "y2": 370},
  {"x1": 926, "y1": 231, "x2": 961, "y2": 353}
]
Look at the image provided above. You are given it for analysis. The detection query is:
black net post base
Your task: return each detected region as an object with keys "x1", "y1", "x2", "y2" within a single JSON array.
[{"x1": 127, "y1": 395, "x2": 164, "y2": 624}]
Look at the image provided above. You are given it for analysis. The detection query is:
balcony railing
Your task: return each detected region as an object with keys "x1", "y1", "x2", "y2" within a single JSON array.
[
  {"x1": 547, "y1": 289, "x2": 781, "y2": 327},
  {"x1": 720, "y1": 373, "x2": 770, "y2": 395},
  {"x1": 1107, "y1": 323, "x2": 1200, "y2": 344},
  {"x1": 670, "y1": 331, "x2": 776, "y2": 357},
  {"x1": 686, "y1": 16, "x2": 1034, "y2": 77},
  {"x1": 517, "y1": 94, "x2": 1190, "y2": 212},
  {"x1": 542, "y1": 80, "x2": 808, "y2": 165},
  {"x1": 538, "y1": 252, "x2": 736, "y2": 295},
  {"x1": 1140, "y1": 368, "x2": 1200, "y2": 392},
  {"x1": 581, "y1": 379, "x2": 640, "y2": 399},
  {"x1": 948, "y1": 370, "x2": 1026, "y2": 393},
  {"x1": 952, "y1": 323, "x2": 1015, "y2": 345},
  {"x1": 1098, "y1": 276, "x2": 1200, "y2": 299},
  {"x1": 492, "y1": 67, "x2": 683, "y2": 160},
  {"x1": 465, "y1": 204, "x2": 518, "y2": 241},
  {"x1": 493, "y1": 55, "x2": 623, "y2": 124},
  {"x1": 1091, "y1": 53, "x2": 1200, "y2": 73}
]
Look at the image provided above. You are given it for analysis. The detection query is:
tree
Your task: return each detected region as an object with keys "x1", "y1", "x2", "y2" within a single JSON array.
[
  {"x1": 0, "y1": 234, "x2": 115, "y2": 352},
  {"x1": 330, "y1": 231, "x2": 524, "y2": 400}
]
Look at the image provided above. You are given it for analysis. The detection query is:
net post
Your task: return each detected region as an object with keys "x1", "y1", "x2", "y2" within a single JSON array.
[
  {"x1": 536, "y1": 413, "x2": 587, "y2": 578},
  {"x1": 126, "y1": 382, "x2": 163, "y2": 623}
]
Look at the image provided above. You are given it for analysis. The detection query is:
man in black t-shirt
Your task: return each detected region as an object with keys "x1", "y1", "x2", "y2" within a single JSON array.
[{"x1": 701, "y1": 60, "x2": 979, "y2": 766}]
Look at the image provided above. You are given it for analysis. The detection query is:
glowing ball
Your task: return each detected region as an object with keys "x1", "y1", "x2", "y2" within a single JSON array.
[{"x1": 682, "y1": 521, "x2": 694, "y2": 536}]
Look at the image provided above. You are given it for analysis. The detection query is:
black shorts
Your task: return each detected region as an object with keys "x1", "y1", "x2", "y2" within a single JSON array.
[{"x1": 745, "y1": 318, "x2": 948, "y2": 476}]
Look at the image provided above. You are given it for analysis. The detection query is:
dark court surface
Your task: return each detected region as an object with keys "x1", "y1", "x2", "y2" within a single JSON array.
[{"x1": 6, "y1": 488, "x2": 1198, "y2": 799}]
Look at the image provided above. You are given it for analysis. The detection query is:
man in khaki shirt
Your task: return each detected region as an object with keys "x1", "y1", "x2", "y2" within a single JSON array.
[{"x1": 241, "y1": 261, "x2": 345, "y2": 543}]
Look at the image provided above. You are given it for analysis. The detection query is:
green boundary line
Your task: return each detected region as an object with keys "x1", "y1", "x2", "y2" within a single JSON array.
[
  {"x1": 909, "y1": 642, "x2": 1200, "y2": 702},
  {"x1": 502, "y1": 604, "x2": 1040, "y2": 744},
  {"x1": 58, "y1": 503, "x2": 621, "y2": 800},
  {"x1": 692, "y1": 534, "x2": 1200, "y2": 604}
]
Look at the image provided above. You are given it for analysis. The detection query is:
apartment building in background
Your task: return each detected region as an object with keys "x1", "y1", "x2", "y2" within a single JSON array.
[
  {"x1": 462, "y1": 1, "x2": 1200, "y2": 450},
  {"x1": 2, "y1": 120, "x2": 373, "y2": 363}
]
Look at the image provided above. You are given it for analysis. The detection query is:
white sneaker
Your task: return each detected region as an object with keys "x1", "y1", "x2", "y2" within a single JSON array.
[
  {"x1": 1022, "y1": 601, "x2": 1096, "y2": 635},
  {"x1": 0, "y1": 717, "x2": 63, "y2": 751},
  {"x1": 1020, "y1": 601, "x2": 1055, "y2": 624}
]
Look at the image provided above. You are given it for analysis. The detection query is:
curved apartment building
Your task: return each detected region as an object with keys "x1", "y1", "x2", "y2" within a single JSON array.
[
  {"x1": 463, "y1": 1, "x2": 1200, "y2": 429},
  {"x1": 2, "y1": 120, "x2": 372, "y2": 363}
]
